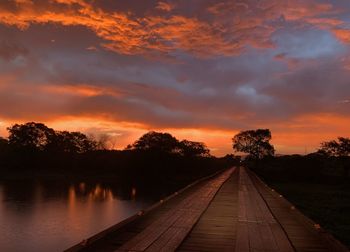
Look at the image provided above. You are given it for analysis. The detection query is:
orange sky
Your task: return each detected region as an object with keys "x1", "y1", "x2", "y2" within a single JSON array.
[{"x1": 0, "y1": 0, "x2": 350, "y2": 156}]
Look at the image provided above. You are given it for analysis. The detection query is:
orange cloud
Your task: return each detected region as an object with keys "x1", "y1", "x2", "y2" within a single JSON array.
[
  {"x1": 0, "y1": 0, "x2": 243, "y2": 57},
  {"x1": 283, "y1": 2, "x2": 334, "y2": 21},
  {"x1": 1, "y1": 0, "x2": 348, "y2": 58},
  {"x1": 307, "y1": 18, "x2": 343, "y2": 27},
  {"x1": 42, "y1": 85, "x2": 123, "y2": 98},
  {"x1": 333, "y1": 29, "x2": 350, "y2": 43},
  {"x1": 14, "y1": 0, "x2": 33, "y2": 4}
]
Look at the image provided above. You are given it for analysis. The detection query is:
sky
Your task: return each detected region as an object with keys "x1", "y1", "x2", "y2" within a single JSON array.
[{"x1": 0, "y1": 0, "x2": 350, "y2": 156}]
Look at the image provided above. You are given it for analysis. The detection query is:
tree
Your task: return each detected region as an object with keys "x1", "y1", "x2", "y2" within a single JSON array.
[
  {"x1": 7, "y1": 122, "x2": 97, "y2": 153},
  {"x1": 232, "y1": 129, "x2": 275, "y2": 159},
  {"x1": 127, "y1": 131, "x2": 180, "y2": 153},
  {"x1": 54, "y1": 131, "x2": 97, "y2": 153},
  {"x1": 179, "y1": 140, "x2": 210, "y2": 157},
  {"x1": 69, "y1": 132, "x2": 97, "y2": 153},
  {"x1": 7, "y1": 122, "x2": 56, "y2": 151},
  {"x1": 319, "y1": 137, "x2": 350, "y2": 157},
  {"x1": 318, "y1": 137, "x2": 350, "y2": 176},
  {"x1": 93, "y1": 133, "x2": 117, "y2": 150},
  {"x1": 0, "y1": 137, "x2": 8, "y2": 151}
]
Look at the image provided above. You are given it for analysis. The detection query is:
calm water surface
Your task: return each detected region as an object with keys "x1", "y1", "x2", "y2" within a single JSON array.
[{"x1": 0, "y1": 180, "x2": 155, "y2": 252}]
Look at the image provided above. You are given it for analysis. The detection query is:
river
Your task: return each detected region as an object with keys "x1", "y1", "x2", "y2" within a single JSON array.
[{"x1": 0, "y1": 180, "x2": 155, "y2": 252}]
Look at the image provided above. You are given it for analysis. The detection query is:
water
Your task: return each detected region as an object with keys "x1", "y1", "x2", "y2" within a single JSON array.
[{"x1": 0, "y1": 180, "x2": 154, "y2": 252}]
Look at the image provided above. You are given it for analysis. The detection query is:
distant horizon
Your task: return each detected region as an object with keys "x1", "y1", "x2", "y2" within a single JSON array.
[{"x1": 0, "y1": 120, "x2": 322, "y2": 156}]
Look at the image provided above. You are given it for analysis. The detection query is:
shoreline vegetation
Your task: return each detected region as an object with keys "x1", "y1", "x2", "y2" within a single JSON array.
[{"x1": 0, "y1": 122, "x2": 238, "y2": 193}]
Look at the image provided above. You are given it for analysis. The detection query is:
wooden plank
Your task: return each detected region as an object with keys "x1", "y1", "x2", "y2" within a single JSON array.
[
  {"x1": 115, "y1": 168, "x2": 235, "y2": 251},
  {"x1": 236, "y1": 167, "x2": 295, "y2": 252},
  {"x1": 258, "y1": 222, "x2": 279, "y2": 251},
  {"x1": 235, "y1": 221, "x2": 250, "y2": 252},
  {"x1": 248, "y1": 169, "x2": 349, "y2": 252},
  {"x1": 146, "y1": 227, "x2": 185, "y2": 252},
  {"x1": 269, "y1": 222, "x2": 295, "y2": 252},
  {"x1": 152, "y1": 169, "x2": 235, "y2": 251},
  {"x1": 238, "y1": 190, "x2": 247, "y2": 221},
  {"x1": 249, "y1": 168, "x2": 349, "y2": 252},
  {"x1": 248, "y1": 222, "x2": 265, "y2": 251},
  {"x1": 178, "y1": 169, "x2": 238, "y2": 252}
]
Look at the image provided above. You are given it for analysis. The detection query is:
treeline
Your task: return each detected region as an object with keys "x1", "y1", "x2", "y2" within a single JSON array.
[
  {"x1": 0, "y1": 122, "x2": 238, "y2": 186},
  {"x1": 0, "y1": 122, "x2": 212, "y2": 156},
  {"x1": 231, "y1": 129, "x2": 350, "y2": 181},
  {"x1": 3, "y1": 122, "x2": 98, "y2": 153}
]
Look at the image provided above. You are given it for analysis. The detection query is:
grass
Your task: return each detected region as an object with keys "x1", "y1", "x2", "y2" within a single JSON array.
[{"x1": 269, "y1": 181, "x2": 350, "y2": 248}]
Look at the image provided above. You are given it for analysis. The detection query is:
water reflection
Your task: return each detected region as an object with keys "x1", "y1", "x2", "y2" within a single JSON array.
[
  {"x1": 68, "y1": 183, "x2": 115, "y2": 201},
  {"x1": 0, "y1": 180, "x2": 154, "y2": 252},
  {"x1": 131, "y1": 187, "x2": 137, "y2": 200}
]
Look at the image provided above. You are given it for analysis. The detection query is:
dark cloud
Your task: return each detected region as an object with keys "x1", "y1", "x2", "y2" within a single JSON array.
[{"x1": 0, "y1": 40, "x2": 28, "y2": 61}]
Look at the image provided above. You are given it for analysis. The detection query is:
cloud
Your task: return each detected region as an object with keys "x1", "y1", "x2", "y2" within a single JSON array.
[
  {"x1": 156, "y1": 2, "x2": 174, "y2": 12},
  {"x1": 333, "y1": 29, "x2": 350, "y2": 43},
  {"x1": 0, "y1": 0, "x2": 242, "y2": 57},
  {"x1": 0, "y1": 41, "x2": 28, "y2": 61},
  {"x1": 274, "y1": 53, "x2": 300, "y2": 69},
  {"x1": 0, "y1": 0, "x2": 349, "y2": 58}
]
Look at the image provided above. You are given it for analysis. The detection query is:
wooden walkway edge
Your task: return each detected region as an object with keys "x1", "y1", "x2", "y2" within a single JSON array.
[
  {"x1": 65, "y1": 168, "x2": 234, "y2": 252},
  {"x1": 179, "y1": 167, "x2": 349, "y2": 252},
  {"x1": 247, "y1": 168, "x2": 349, "y2": 252},
  {"x1": 65, "y1": 167, "x2": 349, "y2": 252},
  {"x1": 115, "y1": 168, "x2": 235, "y2": 251}
]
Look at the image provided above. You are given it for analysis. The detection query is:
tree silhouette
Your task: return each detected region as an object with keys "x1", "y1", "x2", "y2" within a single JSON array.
[
  {"x1": 319, "y1": 137, "x2": 350, "y2": 157},
  {"x1": 127, "y1": 131, "x2": 213, "y2": 157},
  {"x1": 7, "y1": 122, "x2": 97, "y2": 153},
  {"x1": 0, "y1": 136, "x2": 8, "y2": 151},
  {"x1": 127, "y1": 131, "x2": 179, "y2": 153},
  {"x1": 7, "y1": 122, "x2": 56, "y2": 151},
  {"x1": 232, "y1": 129, "x2": 275, "y2": 159},
  {"x1": 54, "y1": 131, "x2": 97, "y2": 153},
  {"x1": 179, "y1": 140, "x2": 210, "y2": 157},
  {"x1": 92, "y1": 133, "x2": 117, "y2": 150},
  {"x1": 318, "y1": 137, "x2": 350, "y2": 177}
]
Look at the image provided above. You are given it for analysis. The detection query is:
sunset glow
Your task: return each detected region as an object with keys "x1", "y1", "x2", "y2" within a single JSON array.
[{"x1": 1, "y1": 0, "x2": 350, "y2": 155}]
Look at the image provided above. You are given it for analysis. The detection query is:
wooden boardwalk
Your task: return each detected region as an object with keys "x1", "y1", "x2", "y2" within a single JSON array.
[{"x1": 66, "y1": 167, "x2": 349, "y2": 252}]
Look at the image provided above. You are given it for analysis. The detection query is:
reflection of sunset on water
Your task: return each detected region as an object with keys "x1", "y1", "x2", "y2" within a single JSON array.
[
  {"x1": 0, "y1": 180, "x2": 152, "y2": 252},
  {"x1": 131, "y1": 187, "x2": 137, "y2": 201},
  {"x1": 79, "y1": 182, "x2": 86, "y2": 193},
  {"x1": 69, "y1": 183, "x2": 116, "y2": 202},
  {"x1": 90, "y1": 184, "x2": 114, "y2": 201}
]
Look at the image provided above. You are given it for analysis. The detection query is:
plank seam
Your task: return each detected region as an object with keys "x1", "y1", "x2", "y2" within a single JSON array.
[
  {"x1": 175, "y1": 167, "x2": 237, "y2": 251},
  {"x1": 246, "y1": 167, "x2": 297, "y2": 252}
]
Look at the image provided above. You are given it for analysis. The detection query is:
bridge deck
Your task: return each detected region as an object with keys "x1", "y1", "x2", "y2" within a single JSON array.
[{"x1": 66, "y1": 167, "x2": 349, "y2": 252}]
